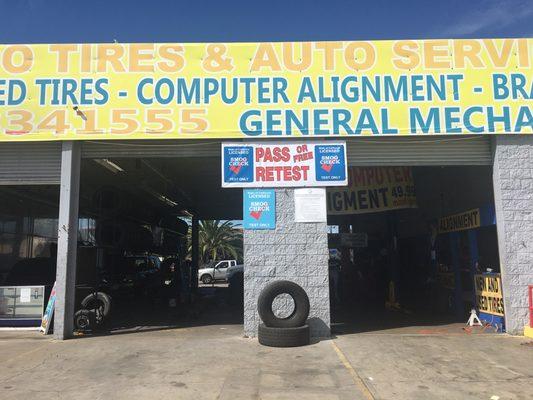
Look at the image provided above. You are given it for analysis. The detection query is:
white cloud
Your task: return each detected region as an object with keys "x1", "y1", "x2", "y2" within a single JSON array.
[{"x1": 439, "y1": 0, "x2": 533, "y2": 36}]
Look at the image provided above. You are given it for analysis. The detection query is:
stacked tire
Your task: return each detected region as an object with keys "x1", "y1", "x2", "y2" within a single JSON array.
[{"x1": 257, "y1": 281, "x2": 310, "y2": 347}]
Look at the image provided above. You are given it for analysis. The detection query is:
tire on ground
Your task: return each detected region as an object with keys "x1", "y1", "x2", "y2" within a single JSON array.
[
  {"x1": 258, "y1": 324, "x2": 310, "y2": 347},
  {"x1": 81, "y1": 292, "x2": 112, "y2": 319},
  {"x1": 74, "y1": 309, "x2": 93, "y2": 331},
  {"x1": 257, "y1": 280, "x2": 309, "y2": 328}
]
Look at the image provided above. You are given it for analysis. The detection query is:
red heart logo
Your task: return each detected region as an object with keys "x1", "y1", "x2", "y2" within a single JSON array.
[
  {"x1": 321, "y1": 163, "x2": 333, "y2": 172},
  {"x1": 229, "y1": 165, "x2": 242, "y2": 174},
  {"x1": 250, "y1": 210, "x2": 262, "y2": 220}
]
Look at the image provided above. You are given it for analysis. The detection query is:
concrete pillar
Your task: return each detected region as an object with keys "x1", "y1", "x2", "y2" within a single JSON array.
[
  {"x1": 54, "y1": 141, "x2": 81, "y2": 340},
  {"x1": 244, "y1": 188, "x2": 330, "y2": 338},
  {"x1": 492, "y1": 135, "x2": 533, "y2": 334}
]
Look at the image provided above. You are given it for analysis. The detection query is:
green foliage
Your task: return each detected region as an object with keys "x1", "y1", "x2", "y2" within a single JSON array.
[{"x1": 189, "y1": 220, "x2": 242, "y2": 264}]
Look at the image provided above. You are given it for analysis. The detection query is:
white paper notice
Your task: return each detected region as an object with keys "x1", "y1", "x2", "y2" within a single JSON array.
[
  {"x1": 20, "y1": 288, "x2": 31, "y2": 303},
  {"x1": 294, "y1": 188, "x2": 327, "y2": 223}
]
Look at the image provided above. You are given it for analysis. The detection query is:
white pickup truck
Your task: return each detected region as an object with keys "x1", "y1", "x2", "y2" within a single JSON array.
[{"x1": 198, "y1": 260, "x2": 237, "y2": 284}]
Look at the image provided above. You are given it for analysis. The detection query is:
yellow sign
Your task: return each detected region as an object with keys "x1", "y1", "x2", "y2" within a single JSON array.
[
  {"x1": 474, "y1": 274, "x2": 504, "y2": 316},
  {"x1": 0, "y1": 39, "x2": 531, "y2": 142},
  {"x1": 438, "y1": 209, "x2": 480, "y2": 233},
  {"x1": 327, "y1": 166, "x2": 417, "y2": 215}
]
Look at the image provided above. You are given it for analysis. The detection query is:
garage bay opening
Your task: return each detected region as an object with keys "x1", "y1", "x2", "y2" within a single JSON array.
[
  {"x1": 75, "y1": 150, "x2": 244, "y2": 334},
  {"x1": 0, "y1": 142, "x2": 245, "y2": 335},
  {"x1": 0, "y1": 185, "x2": 59, "y2": 327},
  {"x1": 327, "y1": 165, "x2": 501, "y2": 334}
]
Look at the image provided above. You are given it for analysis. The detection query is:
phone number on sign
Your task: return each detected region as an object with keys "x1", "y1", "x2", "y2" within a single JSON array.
[{"x1": 1, "y1": 108, "x2": 209, "y2": 136}]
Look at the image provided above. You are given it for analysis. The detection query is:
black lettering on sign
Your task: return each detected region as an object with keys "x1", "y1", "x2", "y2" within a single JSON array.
[
  {"x1": 379, "y1": 187, "x2": 388, "y2": 207},
  {"x1": 358, "y1": 190, "x2": 368, "y2": 209},
  {"x1": 344, "y1": 191, "x2": 357, "y2": 210},
  {"x1": 368, "y1": 189, "x2": 380, "y2": 209},
  {"x1": 438, "y1": 209, "x2": 480, "y2": 233},
  {"x1": 474, "y1": 274, "x2": 504, "y2": 316}
]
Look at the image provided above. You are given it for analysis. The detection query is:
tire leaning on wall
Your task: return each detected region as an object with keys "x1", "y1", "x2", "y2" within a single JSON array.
[
  {"x1": 257, "y1": 280, "x2": 310, "y2": 328},
  {"x1": 257, "y1": 281, "x2": 311, "y2": 347}
]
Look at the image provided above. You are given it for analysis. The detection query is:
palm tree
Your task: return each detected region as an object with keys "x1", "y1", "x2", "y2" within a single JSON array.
[{"x1": 189, "y1": 220, "x2": 243, "y2": 264}]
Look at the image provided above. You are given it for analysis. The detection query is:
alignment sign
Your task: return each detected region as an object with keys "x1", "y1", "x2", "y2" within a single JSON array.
[{"x1": 222, "y1": 142, "x2": 348, "y2": 188}]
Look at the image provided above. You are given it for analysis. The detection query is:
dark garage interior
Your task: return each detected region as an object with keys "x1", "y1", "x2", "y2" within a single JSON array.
[
  {"x1": 0, "y1": 154, "x2": 245, "y2": 333},
  {"x1": 0, "y1": 160, "x2": 501, "y2": 335},
  {"x1": 327, "y1": 165, "x2": 500, "y2": 334}
]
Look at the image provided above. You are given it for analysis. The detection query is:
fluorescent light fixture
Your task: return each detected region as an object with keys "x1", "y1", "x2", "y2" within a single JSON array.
[
  {"x1": 156, "y1": 193, "x2": 178, "y2": 207},
  {"x1": 180, "y1": 210, "x2": 194, "y2": 217},
  {"x1": 94, "y1": 159, "x2": 125, "y2": 174},
  {"x1": 148, "y1": 189, "x2": 178, "y2": 207}
]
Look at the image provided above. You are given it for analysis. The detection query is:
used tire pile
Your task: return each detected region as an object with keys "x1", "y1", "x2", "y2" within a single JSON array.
[{"x1": 257, "y1": 280, "x2": 310, "y2": 347}]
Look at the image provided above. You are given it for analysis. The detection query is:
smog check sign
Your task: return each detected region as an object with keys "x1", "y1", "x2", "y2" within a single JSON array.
[
  {"x1": 243, "y1": 189, "x2": 276, "y2": 230},
  {"x1": 222, "y1": 142, "x2": 347, "y2": 188}
]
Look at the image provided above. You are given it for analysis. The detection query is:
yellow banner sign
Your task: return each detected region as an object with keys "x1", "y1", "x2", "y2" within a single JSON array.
[
  {"x1": 438, "y1": 209, "x2": 480, "y2": 233},
  {"x1": 0, "y1": 39, "x2": 531, "y2": 142},
  {"x1": 327, "y1": 166, "x2": 417, "y2": 215},
  {"x1": 474, "y1": 274, "x2": 504, "y2": 316}
]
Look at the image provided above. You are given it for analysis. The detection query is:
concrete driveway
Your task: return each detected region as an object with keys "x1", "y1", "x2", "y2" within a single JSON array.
[{"x1": 1, "y1": 321, "x2": 532, "y2": 400}]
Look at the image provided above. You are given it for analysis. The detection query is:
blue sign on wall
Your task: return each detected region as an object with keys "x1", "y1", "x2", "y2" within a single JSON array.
[
  {"x1": 243, "y1": 189, "x2": 276, "y2": 230},
  {"x1": 223, "y1": 146, "x2": 254, "y2": 184},
  {"x1": 314, "y1": 144, "x2": 347, "y2": 182}
]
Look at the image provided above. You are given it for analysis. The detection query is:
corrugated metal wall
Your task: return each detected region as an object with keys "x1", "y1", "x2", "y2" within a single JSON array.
[
  {"x1": 82, "y1": 140, "x2": 221, "y2": 158},
  {"x1": 0, "y1": 136, "x2": 491, "y2": 185},
  {"x1": 346, "y1": 136, "x2": 492, "y2": 166},
  {"x1": 82, "y1": 136, "x2": 492, "y2": 165},
  {"x1": 0, "y1": 136, "x2": 492, "y2": 185},
  {"x1": 0, "y1": 142, "x2": 62, "y2": 185}
]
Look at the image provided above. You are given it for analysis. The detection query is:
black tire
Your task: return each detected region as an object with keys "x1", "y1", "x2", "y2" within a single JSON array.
[
  {"x1": 81, "y1": 292, "x2": 111, "y2": 324},
  {"x1": 201, "y1": 274, "x2": 213, "y2": 284},
  {"x1": 258, "y1": 324, "x2": 310, "y2": 347},
  {"x1": 257, "y1": 281, "x2": 310, "y2": 328},
  {"x1": 74, "y1": 309, "x2": 93, "y2": 331}
]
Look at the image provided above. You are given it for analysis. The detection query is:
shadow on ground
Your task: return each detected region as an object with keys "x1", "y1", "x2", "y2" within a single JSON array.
[
  {"x1": 329, "y1": 300, "x2": 500, "y2": 336},
  {"x1": 75, "y1": 285, "x2": 244, "y2": 338}
]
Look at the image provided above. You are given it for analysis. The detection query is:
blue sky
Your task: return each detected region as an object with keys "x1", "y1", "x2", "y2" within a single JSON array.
[{"x1": 0, "y1": 0, "x2": 531, "y2": 44}]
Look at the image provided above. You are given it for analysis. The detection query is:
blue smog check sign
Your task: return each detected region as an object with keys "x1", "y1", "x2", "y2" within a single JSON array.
[
  {"x1": 223, "y1": 146, "x2": 254, "y2": 184},
  {"x1": 222, "y1": 142, "x2": 348, "y2": 188},
  {"x1": 243, "y1": 189, "x2": 276, "y2": 230},
  {"x1": 315, "y1": 144, "x2": 346, "y2": 182}
]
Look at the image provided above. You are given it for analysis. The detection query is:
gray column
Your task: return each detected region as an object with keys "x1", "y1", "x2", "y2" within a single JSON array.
[
  {"x1": 244, "y1": 188, "x2": 330, "y2": 338},
  {"x1": 492, "y1": 135, "x2": 533, "y2": 335},
  {"x1": 54, "y1": 141, "x2": 81, "y2": 340}
]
